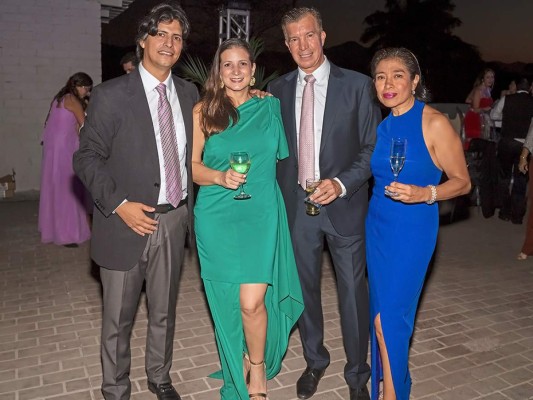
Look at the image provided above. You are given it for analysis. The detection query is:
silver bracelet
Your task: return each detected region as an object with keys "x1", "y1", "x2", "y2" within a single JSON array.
[{"x1": 426, "y1": 185, "x2": 437, "y2": 205}]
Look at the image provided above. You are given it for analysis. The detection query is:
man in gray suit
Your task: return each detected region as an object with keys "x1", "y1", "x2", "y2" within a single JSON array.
[
  {"x1": 268, "y1": 7, "x2": 380, "y2": 400},
  {"x1": 73, "y1": 3, "x2": 198, "y2": 400}
]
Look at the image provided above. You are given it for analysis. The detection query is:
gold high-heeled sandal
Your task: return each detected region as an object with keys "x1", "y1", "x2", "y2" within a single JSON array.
[
  {"x1": 517, "y1": 252, "x2": 528, "y2": 260},
  {"x1": 248, "y1": 359, "x2": 267, "y2": 399}
]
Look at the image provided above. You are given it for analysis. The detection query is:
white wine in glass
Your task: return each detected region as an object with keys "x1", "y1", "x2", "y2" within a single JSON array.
[
  {"x1": 384, "y1": 138, "x2": 407, "y2": 197},
  {"x1": 229, "y1": 151, "x2": 251, "y2": 200}
]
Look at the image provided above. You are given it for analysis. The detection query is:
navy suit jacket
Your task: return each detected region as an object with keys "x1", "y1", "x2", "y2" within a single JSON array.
[
  {"x1": 269, "y1": 63, "x2": 381, "y2": 236},
  {"x1": 74, "y1": 69, "x2": 199, "y2": 270}
]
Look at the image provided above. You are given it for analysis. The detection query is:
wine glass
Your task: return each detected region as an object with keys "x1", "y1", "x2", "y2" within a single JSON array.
[
  {"x1": 229, "y1": 151, "x2": 251, "y2": 200},
  {"x1": 384, "y1": 138, "x2": 407, "y2": 197}
]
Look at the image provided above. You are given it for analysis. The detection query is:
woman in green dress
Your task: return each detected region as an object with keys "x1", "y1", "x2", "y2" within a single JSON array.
[{"x1": 192, "y1": 38, "x2": 304, "y2": 400}]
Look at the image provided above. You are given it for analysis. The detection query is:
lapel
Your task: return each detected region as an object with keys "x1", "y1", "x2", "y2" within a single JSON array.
[
  {"x1": 282, "y1": 71, "x2": 298, "y2": 157},
  {"x1": 126, "y1": 70, "x2": 159, "y2": 170},
  {"x1": 171, "y1": 74, "x2": 193, "y2": 149},
  {"x1": 320, "y1": 63, "x2": 342, "y2": 154}
]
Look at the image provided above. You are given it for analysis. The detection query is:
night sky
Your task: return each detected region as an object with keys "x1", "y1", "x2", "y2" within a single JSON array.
[
  {"x1": 104, "y1": 0, "x2": 533, "y2": 64},
  {"x1": 305, "y1": 0, "x2": 533, "y2": 64}
]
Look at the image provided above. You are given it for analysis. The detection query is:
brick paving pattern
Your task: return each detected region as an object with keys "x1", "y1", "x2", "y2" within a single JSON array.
[{"x1": 1, "y1": 200, "x2": 532, "y2": 399}]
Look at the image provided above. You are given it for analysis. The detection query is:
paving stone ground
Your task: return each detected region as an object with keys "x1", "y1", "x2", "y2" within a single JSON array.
[{"x1": 1, "y1": 200, "x2": 532, "y2": 400}]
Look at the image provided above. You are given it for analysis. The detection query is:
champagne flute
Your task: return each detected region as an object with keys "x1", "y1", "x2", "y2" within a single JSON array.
[
  {"x1": 384, "y1": 138, "x2": 407, "y2": 197},
  {"x1": 229, "y1": 151, "x2": 251, "y2": 200}
]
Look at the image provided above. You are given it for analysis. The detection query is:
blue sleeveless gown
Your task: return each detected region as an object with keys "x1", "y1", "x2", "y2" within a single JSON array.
[{"x1": 366, "y1": 100, "x2": 442, "y2": 400}]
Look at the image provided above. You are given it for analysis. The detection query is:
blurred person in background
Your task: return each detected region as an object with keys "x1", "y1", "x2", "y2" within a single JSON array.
[
  {"x1": 120, "y1": 51, "x2": 138, "y2": 74},
  {"x1": 38, "y1": 72, "x2": 92, "y2": 247},
  {"x1": 492, "y1": 77, "x2": 533, "y2": 225},
  {"x1": 517, "y1": 117, "x2": 533, "y2": 260},
  {"x1": 464, "y1": 68, "x2": 495, "y2": 147},
  {"x1": 491, "y1": 79, "x2": 517, "y2": 140},
  {"x1": 500, "y1": 79, "x2": 517, "y2": 98}
]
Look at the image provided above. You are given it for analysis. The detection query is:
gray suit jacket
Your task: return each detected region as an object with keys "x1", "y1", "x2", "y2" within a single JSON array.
[
  {"x1": 269, "y1": 63, "x2": 381, "y2": 236},
  {"x1": 74, "y1": 69, "x2": 199, "y2": 270}
]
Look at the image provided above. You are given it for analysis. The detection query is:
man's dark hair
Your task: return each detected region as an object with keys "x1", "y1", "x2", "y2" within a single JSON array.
[
  {"x1": 516, "y1": 77, "x2": 531, "y2": 92},
  {"x1": 120, "y1": 51, "x2": 137, "y2": 66},
  {"x1": 281, "y1": 7, "x2": 323, "y2": 41},
  {"x1": 135, "y1": 2, "x2": 190, "y2": 61}
]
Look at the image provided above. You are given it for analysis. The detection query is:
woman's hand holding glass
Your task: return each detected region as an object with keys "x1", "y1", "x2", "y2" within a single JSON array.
[
  {"x1": 219, "y1": 167, "x2": 247, "y2": 190},
  {"x1": 384, "y1": 182, "x2": 434, "y2": 204}
]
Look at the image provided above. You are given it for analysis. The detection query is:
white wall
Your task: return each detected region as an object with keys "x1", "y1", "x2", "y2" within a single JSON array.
[{"x1": 0, "y1": 0, "x2": 101, "y2": 191}]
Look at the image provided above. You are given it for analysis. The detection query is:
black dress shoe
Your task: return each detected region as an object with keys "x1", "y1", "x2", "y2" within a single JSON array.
[
  {"x1": 147, "y1": 381, "x2": 181, "y2": 400},
  {"x1": 498, "y1": 213, "x2": 511, "y2": 222},
  {"x1": 349, "y1": 385, "x2": 370, "y2": 400},
  {"x1": 296, "y1": 367, "x2": 326, "y2": 399}
]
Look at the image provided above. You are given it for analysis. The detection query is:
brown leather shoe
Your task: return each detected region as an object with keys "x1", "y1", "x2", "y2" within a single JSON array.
[{"x1": 296, "y1": 367, "x2": 326, "y2": 399}]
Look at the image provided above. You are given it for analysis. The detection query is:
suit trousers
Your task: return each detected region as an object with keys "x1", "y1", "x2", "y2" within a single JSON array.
[
  {"x1": 99, "y1": 205, "x2": 188, "y2": 400},
  {"x1": 521, "y1": 159, "x2": 533, "y2": 254},
  {"x1": 498, "y1": 138, "x2": 528, "y2": 222},
  {"x1": 292, "y1": 188, "x2": 370, "y2": 389}
]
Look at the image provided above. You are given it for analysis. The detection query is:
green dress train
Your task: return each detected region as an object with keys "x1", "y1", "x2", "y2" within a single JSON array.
[{"x1": 194, "y1": 96, "x2": 304, "y2": 399}]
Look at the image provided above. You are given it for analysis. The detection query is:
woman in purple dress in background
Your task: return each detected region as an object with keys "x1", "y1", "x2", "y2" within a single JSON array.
[{"x1": 38, "y1": 72, "x2": 92, "y2": 247}]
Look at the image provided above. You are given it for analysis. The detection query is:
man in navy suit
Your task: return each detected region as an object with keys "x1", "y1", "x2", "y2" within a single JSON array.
[
  {"x1": 268, "y1": 7, "x2": 381, "y2": 400},
  {"x1": 74, "y1": 3, "x2": 198, "y2": 399}
]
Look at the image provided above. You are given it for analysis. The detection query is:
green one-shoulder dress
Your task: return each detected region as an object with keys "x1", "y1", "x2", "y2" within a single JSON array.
[{"x1": 194, "y1": 96, "x2": 304, "y2": 399}]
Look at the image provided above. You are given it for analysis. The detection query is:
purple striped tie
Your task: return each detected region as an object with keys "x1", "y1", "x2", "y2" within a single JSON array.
[
  {"x1": 156, "y1": 83, "x2": 182, "y2": 207},
  {"x1": 298, "y1": 74, "x2": 316, "y2": 189}
]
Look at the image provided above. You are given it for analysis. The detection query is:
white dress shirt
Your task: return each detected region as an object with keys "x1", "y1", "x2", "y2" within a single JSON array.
[{"x1": 139, "y1": 62, "x2": 188, "y2": 204}]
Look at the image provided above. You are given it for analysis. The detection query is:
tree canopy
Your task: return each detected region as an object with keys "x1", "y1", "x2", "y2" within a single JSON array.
[{"x1": 361, "y1": 0, "x2": 483, "y2": 101}]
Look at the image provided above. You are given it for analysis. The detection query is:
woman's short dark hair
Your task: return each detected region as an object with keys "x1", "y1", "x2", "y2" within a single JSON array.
[
  {"x1": 370, "y1": 47, "x2": 431, "y2": 102},
  {"x1": 135, "y1": 2, "x2": 190, "y2": 61}
]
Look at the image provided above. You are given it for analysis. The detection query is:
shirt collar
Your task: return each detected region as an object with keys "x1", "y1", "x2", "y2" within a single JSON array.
[
  {"x1": 138, "y1": 62, "x2": 174, "y2": 94},
  {"x1": 297, "y1": 57, "x2": 330, "y2": 85}
]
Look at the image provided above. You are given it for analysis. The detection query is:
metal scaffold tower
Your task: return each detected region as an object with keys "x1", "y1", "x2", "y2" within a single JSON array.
[{"x1": 219, "y1": 1, "x2": 251, "y2": 44}]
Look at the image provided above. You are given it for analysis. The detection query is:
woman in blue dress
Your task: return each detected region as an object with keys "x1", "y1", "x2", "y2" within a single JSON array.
[{"x1": 366, "y1": 48, "x2": 471, "y2": 400}]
